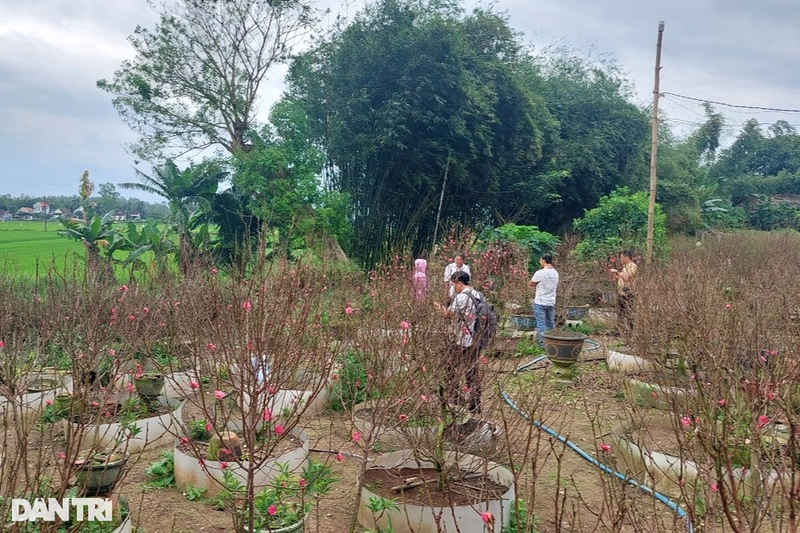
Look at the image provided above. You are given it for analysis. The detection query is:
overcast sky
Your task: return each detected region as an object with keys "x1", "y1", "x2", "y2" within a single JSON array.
[{"x1": 1, "y1": 0, "x2": 798, "y2": 202}]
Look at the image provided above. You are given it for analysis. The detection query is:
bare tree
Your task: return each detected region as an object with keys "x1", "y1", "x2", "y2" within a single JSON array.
[{"x1": 98, "y1": 0, "x2": 318, "y2": 161}]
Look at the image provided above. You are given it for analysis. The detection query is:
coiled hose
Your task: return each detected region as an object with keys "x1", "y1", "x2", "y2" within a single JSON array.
[{"x1": 499, "y1": 345, "x2": 694, "y2": 533}]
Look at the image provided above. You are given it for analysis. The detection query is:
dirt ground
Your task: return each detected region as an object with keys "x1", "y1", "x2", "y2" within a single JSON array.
[{"x1": 20, "y1": 336, "x2": 690, "y2": 533}]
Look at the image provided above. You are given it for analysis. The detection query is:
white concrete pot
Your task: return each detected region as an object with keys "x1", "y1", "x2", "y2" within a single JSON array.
[
  {"x1": 67, "y1": 397, "x2": 184, "y2": 452},
  {"x1": 113, "y1": 514, "x2": 132, "y2": 533},
  {"x1": 0, "y1": 373, "x2": 73, "y2": 420},
  {"x1": 174, "y1": 426, "x2": 309, "y2": 497},
  {"x1": 606, "y1": 350, "x2": 655, "y2": 373},
  {"x1": 611, "y1": 414, "x2": 760, "y2": 498},
  {"x1": 357, "y1": 450, "x2": 515, "y2": 533},
  {"x1": 352, "y1": 400, "x2": 470, "y2": 449}
]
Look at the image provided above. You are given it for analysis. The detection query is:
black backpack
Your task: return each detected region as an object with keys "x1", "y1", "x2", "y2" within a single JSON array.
[{"x1": 463, "y1": 291, "x2": 498, "y2": 351}]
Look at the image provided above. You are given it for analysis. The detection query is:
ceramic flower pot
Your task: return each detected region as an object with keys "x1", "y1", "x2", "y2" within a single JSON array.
[
  {"x1": 75, "y1": 453, "x2": 129, "y2": 497},
  {"x1": 542, "y1": 329, "x2": 587, "y2": 377},
  {"x1": 134, "y1": 374, "x2": 165, "y2": 397}
]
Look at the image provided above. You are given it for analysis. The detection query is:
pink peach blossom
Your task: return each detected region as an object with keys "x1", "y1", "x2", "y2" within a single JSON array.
[
  {"x1": 214, "y1": 390, "x2": 226, "y2": 399},
  {"x1": 242, "y1": 301, "x2": 252, "y2": 311},
  {"x1": 275, "y1": 424, "x2": 285, "y2": 435},
  {"x1": 352, "y1": 431, "x2": 361, "y2": 442},
  {"x1": 400, "y1": 321, "x2": 410, "y2": 330},
  {"x1": 481, "y1": 511, "x2": 494, "y2": 524},
  {"x1": 600, "y1": 443, "x2": 611, "y2": 453},
  {"x1": 262, "y1": 408, "x2": 273, "y2": 422},
  {"x1": 190, "y1": 381, "x2": 199, "y2": 390},
  {"x1": 344, "y1": 306, "x2": 353, "y2": 315},
  {"x1": 336, "y1": 451, "x2": 343, "y2": 462},
  {"x1": 267, "y1": 505, "x2": 277, "y2": 516}
]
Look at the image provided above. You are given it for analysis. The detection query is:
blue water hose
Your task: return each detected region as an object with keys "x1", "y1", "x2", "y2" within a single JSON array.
[{"x1": 501, "y1": 352, "x2": 695, "y2": 533}]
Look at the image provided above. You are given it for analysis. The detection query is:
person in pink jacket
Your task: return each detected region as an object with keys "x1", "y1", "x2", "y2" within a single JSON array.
[{"x1": 413, "y1": 258, "x2": 428, "y2": 301}]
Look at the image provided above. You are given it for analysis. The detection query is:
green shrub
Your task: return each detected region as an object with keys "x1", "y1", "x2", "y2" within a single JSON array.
[
  {"x1": 328, "y1": 350, "x2": 369, "y2": 412},
  {"x1": 572, "y1": 187, "x2": 666, "y2": 261}
]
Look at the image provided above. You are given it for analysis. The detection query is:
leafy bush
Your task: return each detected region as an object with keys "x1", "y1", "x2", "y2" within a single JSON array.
[
  {"x1": 747, "y1": 197, "x2": 800, "y2": 230},
  {"x1": 328, "y1": 350, "x2": 369, "y2": 412},
  {"x1": 144, "y1": 452, "x2": 175, "y2": 489},
  {"x1": 479, "y1": 224, "x2": 559, "y2": 272},
  {"x1": 572, "y1": 187, "x2": 666, "y2": 261}
]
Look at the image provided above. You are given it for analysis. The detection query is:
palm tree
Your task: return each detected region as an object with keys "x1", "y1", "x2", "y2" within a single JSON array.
[{"x1": 120, "y1": 160, "x2": 226, "y2": 273}]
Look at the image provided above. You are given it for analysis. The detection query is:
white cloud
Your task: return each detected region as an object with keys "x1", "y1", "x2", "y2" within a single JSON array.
[{"x1": 1, "y1": 0, "x2": 799, "y2": 197}]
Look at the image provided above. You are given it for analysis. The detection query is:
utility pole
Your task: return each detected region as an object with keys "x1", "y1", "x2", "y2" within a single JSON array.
[{"x1": 645, "y1": 21, "x2": 665, "y2": 266}]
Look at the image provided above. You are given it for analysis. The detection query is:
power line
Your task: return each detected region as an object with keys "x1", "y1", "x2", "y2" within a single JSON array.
[{"x1": 661, "y1": 92, "x2": 800, "y2": 114}]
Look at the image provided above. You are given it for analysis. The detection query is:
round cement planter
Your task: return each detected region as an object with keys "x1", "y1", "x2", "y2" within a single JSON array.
[
  {"x1": 163, "y1": 369, "x2": 200, "y2": 399},
  {"x1": 606, "y1": 350, "x2": 656, "y2": 373},
  {"x1": 113, "y1": 515, "x2": 132, "y2": 533},
  {"x1": 245, "y1": 514, "x2": 308, "y2": 533},
  {"x1": 222, "y1": 372, "x2": 331, "y2": 432},
  {"x1": 0, "y1": 373, "x2": 73, "y2": 420},
  {"x1": 352, "y1": 400, "x2": 470, "y2": 450},
  {"x1": 67, "y1": 397, "x2": 183, "y2": 452},
  {"x1": 174, "y1": 426, "x2": 309, "y2": 497},
  {"x1": 624, "y1": 378, "x2": 695, "y2": 411},
  {"x1": 611, "y1": 414, "x2": 761, "y2": 498},
  {"x1": 357, "y1": 450, "x2": 515, "y2": 533}
]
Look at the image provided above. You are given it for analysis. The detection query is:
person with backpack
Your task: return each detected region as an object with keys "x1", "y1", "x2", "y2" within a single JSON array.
[
  {"x1": 528, "y1": 253, "x2": 559, "y2": 348},
  {"x1": 444, "y1": 271, "x2": 492, "y2": 414}
]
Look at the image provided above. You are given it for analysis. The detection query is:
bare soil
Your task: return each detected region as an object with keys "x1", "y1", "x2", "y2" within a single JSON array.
[{"x1": 362, "y1": 467, "x2": 508, "y2": 507}]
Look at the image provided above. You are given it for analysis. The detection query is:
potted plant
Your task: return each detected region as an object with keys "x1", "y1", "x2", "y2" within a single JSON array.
[
  {"x1": 74, "y1": 449, "x2": 129, "y2": 496},
  {"x1": 248, "y1": 461, "x2": 334, "y2": 533},
  {"x1": 542, "y1": 328, "x2": 587, "y2": 377}
]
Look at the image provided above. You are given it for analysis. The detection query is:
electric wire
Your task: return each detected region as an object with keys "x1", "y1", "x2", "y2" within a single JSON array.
[{"x1": 662, "y1": 92, "x2": 800, "y2": 114}]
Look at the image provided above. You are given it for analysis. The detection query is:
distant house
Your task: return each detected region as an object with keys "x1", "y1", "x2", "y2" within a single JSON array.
[
  {"x1": 32, "y1": 202, "x2": 50, "y2": 214},
  {"x1": 128, "y1": 210, "x2": 141, "y2": 221},
  {"x1": 1, "y1": 212, "x2": 11, "y2": 221},
  {"x1": 17, "y1": 207, "x2": 34, "y2": 215},
  {"x1": 57, "y1": 207, "x2": 72, "y2": 216},
  {"x1": 112, "y1": 211, "x2": 127, "y2": 222}
]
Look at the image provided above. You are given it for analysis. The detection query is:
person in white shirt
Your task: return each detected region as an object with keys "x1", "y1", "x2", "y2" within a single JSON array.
[
  {"x1": 443, "y1": 253, "x2": 470, "y2": 304},
  {"x1": 445, "y1": 271, "x2": 483, "y2": 413},
  {"x1": 527, "y1": 253, "x2": 559, "y2": 348}
]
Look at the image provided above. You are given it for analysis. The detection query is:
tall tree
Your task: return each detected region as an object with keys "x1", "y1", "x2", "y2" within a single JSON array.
[
  {"x1": 96, "y1": 182, "x2": 122, "y2": 215},
  {"x1": 287, "y1": 0, "x2": 556, "y2": 265},
  {"x1": 524, "y1": 50, "x2": 650, "y2": 231},
  {"x1": 97, "y1": 0, "x2": 316, "y2": 160}
]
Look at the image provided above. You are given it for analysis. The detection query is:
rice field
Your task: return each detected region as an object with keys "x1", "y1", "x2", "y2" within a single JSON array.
[{"x1": 0, "y1": 221, "x2": 84, "y2": 276}]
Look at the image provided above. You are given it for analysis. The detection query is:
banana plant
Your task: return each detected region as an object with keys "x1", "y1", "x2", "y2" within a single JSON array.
[
  {"x1": 124, "y1": 219, "x2": 177, "y2": 276},
  {"x1": 57, "y1": 212, "x2": 129, "y2": 281}
]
